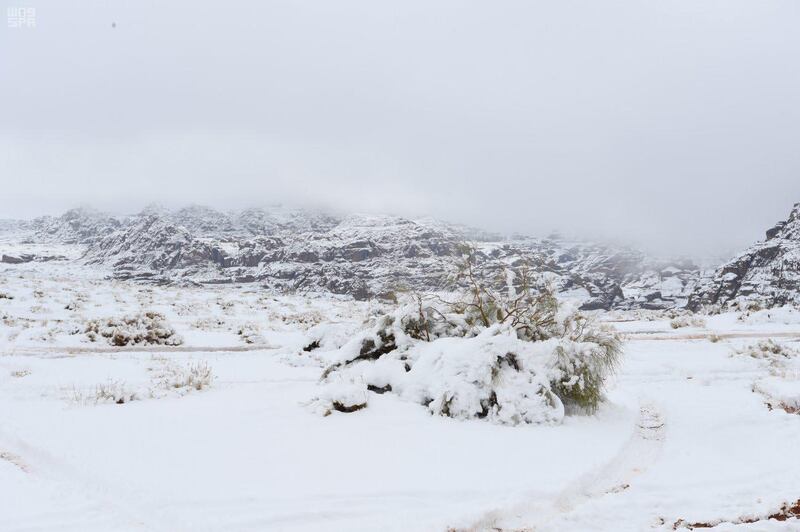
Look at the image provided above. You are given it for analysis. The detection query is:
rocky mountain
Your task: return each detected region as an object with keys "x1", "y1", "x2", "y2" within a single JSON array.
[
  {"x1": 8, "y1": 205, "x2": 701, "y2": 309},
  {"x1": 32, "y1": 208, "x2": 122, "y2": 245},
  {"x1": 83, "y1": 215, "x2": 226, "y2": 281},
  {"x1": 83, "y1": 210, "x2": 468, "y2": 299},
  {"x1": 8, "y1": 203, "x2": 800, "y2": 310},
  {"x1": 688, "y1": 203, "x2": 800, "y2": 310}
]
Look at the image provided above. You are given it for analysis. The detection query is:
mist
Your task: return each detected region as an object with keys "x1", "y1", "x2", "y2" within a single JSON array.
[{"x1": 2, "y1": 0, "x2": 800, "y2": 259}]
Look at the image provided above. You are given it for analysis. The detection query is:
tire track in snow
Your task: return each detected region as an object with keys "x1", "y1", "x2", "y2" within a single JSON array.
[
  {"x1": 0, "y1": 449, "x2": 29, "y2": 473},
  {"x1": 7, "y1": 344, "x2": 279, "y2": 357},
  {"x1": 461, "y1": 402, "x2": 666, "y2": 531},
  {"x1": 625, "y1": 331, "x2": 800, "y2": 341},
  {"x1": 0, "y1": 426, "x2": 175, "y2": 532}
]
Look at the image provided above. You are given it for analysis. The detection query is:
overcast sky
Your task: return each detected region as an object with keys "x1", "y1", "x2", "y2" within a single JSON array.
[{"x1": 2, "y1": 1, "x2": 799, "y2": 258}]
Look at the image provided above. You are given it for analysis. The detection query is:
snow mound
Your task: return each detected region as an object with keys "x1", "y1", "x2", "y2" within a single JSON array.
[
  {"x1": 754, "y1": 377, "x2": 800, "y2": 413},
  {"x1": 306, "y1": 380, "x2": 369, "y2": 416},
  {"x1": 739, "y1": 306, "x2": 800, "y2": 326}
]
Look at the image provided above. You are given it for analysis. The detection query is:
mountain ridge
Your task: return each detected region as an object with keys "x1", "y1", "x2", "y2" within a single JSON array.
[{"x1": 10, "y1": 202, "x2": 799, "y2": 311}]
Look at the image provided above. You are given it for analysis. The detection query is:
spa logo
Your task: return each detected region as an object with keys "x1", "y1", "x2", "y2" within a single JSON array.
[{"x1": 7, "y1": 7, "x2": 36, "y2": 29}]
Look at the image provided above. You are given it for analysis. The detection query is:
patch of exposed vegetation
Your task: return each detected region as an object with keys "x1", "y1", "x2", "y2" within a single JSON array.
[
  {"x1": 670, "y1": 315, "x2": 706, "y2": 329},
  {"x1": 85, "y1": 311, "x2": 183, "y2": 346}
]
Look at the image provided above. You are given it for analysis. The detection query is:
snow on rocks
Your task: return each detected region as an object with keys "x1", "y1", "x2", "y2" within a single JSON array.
[
  {"x1": 689, "y1": 202, "x2": 800, "y2": 311},
  {"x1": 12, "y1": 204, "x2": 701, "y2": 310}
]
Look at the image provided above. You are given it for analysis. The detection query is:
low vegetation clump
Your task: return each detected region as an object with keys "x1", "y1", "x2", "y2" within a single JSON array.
[
  {"x1": 94, "y1": 379, "x2": 139, "y2": 404},
  {"x1": 75, "y1": 360, "x2": 215, "y2": 406},
  {"x1": 85, "y1": 311, "x2": 183, "y2": 346},
  {"x1": 309, "y1": 250, "x2": 622, "y2": 424},
  {"x1": 736, "y1": 340, "x2": 800, "y2": 413},
  {"x1": 158, "y1": 360, "x2": 214, "y2": 392},
  {"x1": 237, "y1": 322, "x2": 264, "y2": 344},
  {"x1": 735, "y1": 339, "x2": 797, "y2": 366},
  {"x1": 669, "y1": 315, "x2": 707, "y2": 329},
  {"x1": 307, "y1": 380, "x2": 368, "y2": 416}
]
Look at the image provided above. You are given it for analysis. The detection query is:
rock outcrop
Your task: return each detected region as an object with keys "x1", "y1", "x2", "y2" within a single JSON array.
[
  {"x1": 33, "y1": 208, "x2": 122, "y2": 245},
  {"x1": 688, "y1": 203, "x2": 800, "y2": 310}
]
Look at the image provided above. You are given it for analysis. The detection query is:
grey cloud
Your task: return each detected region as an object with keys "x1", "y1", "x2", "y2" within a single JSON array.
[{"x1": 2, "y1": 0, "x2": 799, "y2": 258}]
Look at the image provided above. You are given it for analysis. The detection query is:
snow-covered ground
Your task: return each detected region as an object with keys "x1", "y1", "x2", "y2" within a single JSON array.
[{"x1": 2, "y1": 253, "x2": 800, "y2": 531}]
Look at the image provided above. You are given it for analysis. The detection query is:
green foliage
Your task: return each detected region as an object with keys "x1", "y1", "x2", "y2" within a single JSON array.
[{"x1": 551, "y1": 329, "x2": 622, "y2": 414}]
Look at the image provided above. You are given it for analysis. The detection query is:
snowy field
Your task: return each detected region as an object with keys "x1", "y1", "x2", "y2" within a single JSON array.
[{"x1": 2, "y1": 255, "x2": 800, "y2": 531}]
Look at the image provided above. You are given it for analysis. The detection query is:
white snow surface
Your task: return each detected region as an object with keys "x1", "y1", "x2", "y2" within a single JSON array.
[{"x1": 2, "y1": 252, "x2": 800, "y2": 531}]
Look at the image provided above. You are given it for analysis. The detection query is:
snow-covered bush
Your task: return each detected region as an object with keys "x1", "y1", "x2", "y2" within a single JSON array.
[
  {"x1": 94, "y1": 379, "x2": 138, "y2": 404},
  {"x1": 669, "y1": 315, "x2": 706, "y2": 329},
  {"x1": 155, "y1": 360, "x2": 214, "y2": 392},
  {"x1": 314, "y1": 252, "x2": 621, "y2": 424},
  {"x1": 734, "y1": 340, "x2": 799, "y2": 380},
  {"x1": 736, "y1": 339, "x2": 795, "y2": 361},
  {"x1": 306, "y1": 380, "x2": 369, "y2": 416},
  {"x1": 753, "y1": 377, "x2": 800, "y2": 414},
  {"x1": 85, "y1": 311, "x2": 183, "y2": 346},
  {"x1": 738, "y1": 306, "x2": 800, "y2": 326},
  {"x1": 237, "y1": 322, "x2": 264, "y2": 344}
]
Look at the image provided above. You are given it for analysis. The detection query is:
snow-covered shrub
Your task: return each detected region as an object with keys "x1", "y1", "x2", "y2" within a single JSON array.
[
  {"x1": 734, "y1": 340, "x2": 799, "y2": 379},
  {"x1": 191, "y1": 316, "x2": 226, "y2": 330},
  {"x1": 753, "y1": 377, "x2": 800, "y2": 414},
  {"x1": 237, "y1": 322, "x2": 264, "y2": 344},
  {"x1": 156, "y1": 360, "x2": 214, "y2": 392},
  {"x1": 0, "y1": 292, "x2": 13, "y2": 300},
  {"x1": 550, "y1": 318, "x2": 621, "y2": 415},
  {"x1": 85, "y1": 311, "x2": 183, "y2": 346},
  {"x1": 314, "y1": 252, "x2": 621, "y2": 424},
  {"x1": 737, "y1": 339, "x2": 795, "y2": 360},
  {"x1": 738, "y1": 306, "x2": 800, "y2": 326},
  {"x1": 669, "y1": 315, "x2": 706, "y2": 329},
  {"x1": 399, "y1": 327, "x2": 565, "y2": 424},
  {"x1": 94, "y1": 379, "x2": 138, "y2": 404},
  {"x1": 306, "y1": 380, "x2": 368, "y2": 416}
]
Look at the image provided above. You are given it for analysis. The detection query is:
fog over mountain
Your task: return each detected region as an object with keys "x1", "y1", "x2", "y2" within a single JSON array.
[{"x1": 3, "y1": 1, "x2": 800, "y2": 258}]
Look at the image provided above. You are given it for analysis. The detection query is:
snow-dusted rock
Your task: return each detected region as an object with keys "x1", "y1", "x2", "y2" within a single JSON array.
[
  {"x1": 21, "y1": 205, "x2": 700, "y2": 308},
  {"x1": 33, "y1": 207, "x2": 122, "y2": 245},
  {"x1": 689, "y1": 203, "x2": 800, "y2": 310}
]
